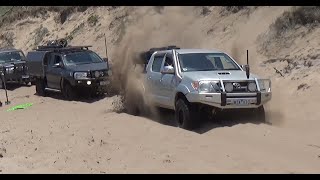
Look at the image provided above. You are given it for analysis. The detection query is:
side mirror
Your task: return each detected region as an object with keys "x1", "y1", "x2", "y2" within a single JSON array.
[
  {"x1": 53, "y1": 62, "x2": 64, "y2": 68},
  {"x1": 161, "y1": 65, "x2": 175, "y2": 74}
]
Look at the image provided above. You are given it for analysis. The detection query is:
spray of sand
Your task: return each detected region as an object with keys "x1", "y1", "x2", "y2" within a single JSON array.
[{"x1": 110, "y1": 6, "x2": 206, "y2": 113}]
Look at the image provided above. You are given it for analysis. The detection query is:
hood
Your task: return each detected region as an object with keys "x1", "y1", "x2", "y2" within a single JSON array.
[
  {"x1": 0, "y1": 61, "x2": 26, "y2": 67},
  {"x1": 182, "y1": 70, "x2": 260, "y2": 81},
  {"x1": 66, "y1": 62, "x2": 108, "y2": 72}
]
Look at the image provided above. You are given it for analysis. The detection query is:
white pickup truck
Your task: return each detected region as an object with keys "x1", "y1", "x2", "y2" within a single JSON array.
[{"x1": 127, "y1": 46, "x2": 272, "y2": 130}]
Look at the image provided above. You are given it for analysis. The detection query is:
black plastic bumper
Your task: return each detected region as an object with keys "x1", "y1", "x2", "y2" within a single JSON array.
[{"x1": 74, "y1": 79, "x2": 110, "y2": 93}]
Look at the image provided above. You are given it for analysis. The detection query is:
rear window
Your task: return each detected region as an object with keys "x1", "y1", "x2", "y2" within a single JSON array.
[
  {"x1": 152, "y1": 56, "x2": 164, "y2": 72},
  {"x1": 26, "y1": 52, "x2": 47, "y2": 62}
]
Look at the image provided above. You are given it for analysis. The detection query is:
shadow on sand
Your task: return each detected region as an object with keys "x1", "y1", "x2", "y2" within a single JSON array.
[{"x1": 132, "y1": 108, "x2": 272, "y2": 134}]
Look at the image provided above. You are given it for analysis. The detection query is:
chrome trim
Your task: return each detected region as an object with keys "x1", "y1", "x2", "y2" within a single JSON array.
[{"x1": 45, "y1": 88, "x2": 61, "y2": 92}]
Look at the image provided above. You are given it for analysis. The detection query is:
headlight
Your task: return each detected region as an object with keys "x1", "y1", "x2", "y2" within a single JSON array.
[
  {"x1": 192, "y1": 80, "x2": 221, "y2": 93},
  {"x1": 94, "y1": 71, "x2": 100, "y2": 78},
  {"x1": 248, "y1": 82, "x2": 257, "y2": 92},
  {"x1": 5, "y1": 67, "x2": 14, "y2": 74},
  {"x1": 74, "y1": 72, "x2": 89, "y2": 80},
  {"x1": 108, "y1": 70, "x2": 112, "y2": 76},
  {"x1": 257, "y1": 79, "x2": 271, "y2": 92}
]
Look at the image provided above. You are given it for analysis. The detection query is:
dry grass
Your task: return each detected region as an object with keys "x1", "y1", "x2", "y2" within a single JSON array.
[
  {"x1": 273, "y1": 6, "x2": 320, "y2": 36},
  {"x1": 87, "y1": 14, "x2": 99, "y2": 27}
]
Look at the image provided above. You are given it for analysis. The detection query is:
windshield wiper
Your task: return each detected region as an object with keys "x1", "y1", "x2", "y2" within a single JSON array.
[
  {"x1": 223, "y1": 68, "x2": 240, "y2": 70},
  {"x1": 197, "y1": 69, "x2": 218, "y2": 71}
]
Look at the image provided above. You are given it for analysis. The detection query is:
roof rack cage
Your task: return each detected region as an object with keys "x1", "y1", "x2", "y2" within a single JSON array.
[
  {"x1": 34, "y1": 45, "x2": 93, "y2": 52},
  {"x1": 148, "y1": 45, "x2": 180, "y2": 52}
]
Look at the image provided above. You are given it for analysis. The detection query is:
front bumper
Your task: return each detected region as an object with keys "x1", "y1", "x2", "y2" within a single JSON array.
[
  {"x1": 186, "y1": 91, "x2": 272, "y2": 109},
  {"x1": 73, "y1": 78, "x2": 111, "y2": 93},
  {"x1": 1, "y1": 65, "x2": 29, "y2": 83}
]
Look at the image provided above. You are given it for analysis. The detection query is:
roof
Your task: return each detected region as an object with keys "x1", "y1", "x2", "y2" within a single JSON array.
[
  {"x1": 154, "y1": 48, "x2": 224, "y2": 54},
  {"x1": 175, "y1": 48, "x2": 224, "y2": 54}
]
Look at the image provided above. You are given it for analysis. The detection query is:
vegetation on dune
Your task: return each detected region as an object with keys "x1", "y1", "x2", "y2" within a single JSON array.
[
  {"x1": 272, "y1": 6, "x2": 320, "y2": 36},
  {"x1": 0, "y1": 6, "x2": 90, "y2": 28}
]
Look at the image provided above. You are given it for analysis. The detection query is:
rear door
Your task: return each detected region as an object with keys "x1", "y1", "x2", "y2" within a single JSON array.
[{"x1": 145, "y1": 52, "x2": 165, "y2": 106}]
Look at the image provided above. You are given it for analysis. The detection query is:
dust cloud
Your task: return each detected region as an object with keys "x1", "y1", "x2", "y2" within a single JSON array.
[{"x1": 110, "y1": 7, "x2": 206, "y2": 113}]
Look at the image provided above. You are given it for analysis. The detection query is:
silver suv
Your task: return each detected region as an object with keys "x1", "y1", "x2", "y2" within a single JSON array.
[{"x1": 131, "y1": 47, "x2": 272, "y2": 130}]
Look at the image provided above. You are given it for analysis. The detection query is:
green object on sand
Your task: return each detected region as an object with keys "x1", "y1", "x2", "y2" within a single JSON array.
[{"x1": 7, "y1": 103, "x2": 33, "y2": 112}]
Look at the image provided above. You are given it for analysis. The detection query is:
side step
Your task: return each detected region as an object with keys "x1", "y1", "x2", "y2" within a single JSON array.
[{"x1": 45, "y1": 87, "x2": 61, "y2": 92}]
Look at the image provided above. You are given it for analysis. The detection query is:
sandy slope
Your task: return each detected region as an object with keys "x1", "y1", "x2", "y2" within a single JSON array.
[{"x1": 1, "y1": 6, "x2": 320, "y2": 173}]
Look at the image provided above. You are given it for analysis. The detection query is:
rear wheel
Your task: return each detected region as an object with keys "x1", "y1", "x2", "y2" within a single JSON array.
[
  {"x1": 124, "y1": 90, "x2": 145, "y2": 116},
  {"x1": 63, "y1": 83, "x2": 77, "y2": 100},
  {"x1": 35, "y1": 79, "x2": 46, "y2": 96},
  {"x1": 175, "y1": 98, "x2": 198, "y2": 130}
]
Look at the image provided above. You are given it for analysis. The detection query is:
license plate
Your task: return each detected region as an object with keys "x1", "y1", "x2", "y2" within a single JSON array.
[
  {"x1": 232, "y1": 99, "x2": 250, "y2": 106},
  {"x1": 100, "y1": 81, "x2": 110, "y2": 86},
  {"x1": 22, "y1": 75, "x2": 29, "y2": 78}
]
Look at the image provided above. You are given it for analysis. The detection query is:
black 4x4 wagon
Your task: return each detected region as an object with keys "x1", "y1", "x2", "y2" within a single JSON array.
[
  {"x1": 0, "y1": 48, "x2": 30, "y2": 89},
  {"x1": 26, "y1": 42, "x2": 112, "y2": 100}
]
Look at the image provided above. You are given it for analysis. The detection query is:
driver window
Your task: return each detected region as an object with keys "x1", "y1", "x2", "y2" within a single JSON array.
[
  {"x1": 164, "y1": 54, "x2": 174, "y2": 68},
  {"x1": 53, "y1": 55, "x2": 62, "y2": 66}
]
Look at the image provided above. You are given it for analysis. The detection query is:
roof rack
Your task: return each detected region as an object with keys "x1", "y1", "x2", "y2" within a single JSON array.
[
  {"x1": 34, "y1": 45, "x2": 93, "y2": 52},
  {"x1": 148, "y1": 45, "x2": 180, "y2": 52}
]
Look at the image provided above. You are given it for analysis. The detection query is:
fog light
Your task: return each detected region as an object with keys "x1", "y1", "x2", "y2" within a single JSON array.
[
  {"x1": 87, "y1": 81, "x2": 92, "y2": 85},
  {"x1": 224, "y1": 83, "x2": 233, "y2": 93},
  {"x1": 248, "y1": 82, "x2": 257, "y2": 92},
  {"x1": 108, "y1": 70, "x2": 112, "y2": 76}
]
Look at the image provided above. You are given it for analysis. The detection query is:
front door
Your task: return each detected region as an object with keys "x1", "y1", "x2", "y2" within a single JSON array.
[
  {"x1": 145, "y1": 53, "x2": 165, "y2": 106},
  {"x1": 159, "y1": 52, "x2": 177, "y2": 109},
  {"x1": 46, "y1": 54, "x2": 63, "y2": 90}
]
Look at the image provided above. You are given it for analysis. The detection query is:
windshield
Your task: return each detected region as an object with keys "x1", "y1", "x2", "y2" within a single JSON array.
[
  {"x1": 178, "y1": 53, "x2": 241, "y2": 72},
  {"x1": 0, "y1": 51, "x2": 25, "y2": 63},
  {"x1": 64, "y1": 51, "x2": 104, "y2": 65}
]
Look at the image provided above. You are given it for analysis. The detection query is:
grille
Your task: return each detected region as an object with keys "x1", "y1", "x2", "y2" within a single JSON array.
[
  {"x1": 223, "y1": 81, "x2": 256, "y2": 93},
  {"x1": 90, "y1": 70, "x2": 108, "y2": 78}
]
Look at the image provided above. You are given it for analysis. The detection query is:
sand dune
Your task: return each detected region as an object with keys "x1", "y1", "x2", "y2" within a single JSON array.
[{"x1": 1, "y1": 6, "x2": 320, "y2": 173}]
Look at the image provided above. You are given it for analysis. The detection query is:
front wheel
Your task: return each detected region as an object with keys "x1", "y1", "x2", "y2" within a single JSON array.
[
  {"x1": 253, "y1": 105, "x2": 266, "y2": 122},
  {"x1": 63, "y1": 83, "x2": 77, "y2": 100},
  {"x1": 175, "y1": 99, "x2": 198, "y2": 130}
]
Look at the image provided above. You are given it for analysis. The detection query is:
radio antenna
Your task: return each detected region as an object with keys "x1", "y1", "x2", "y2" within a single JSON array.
[
  {"x1": 246, "y1": 50, "x2": 250, "y2": 79},
  {"x1": 104, "y1": 33, "x2": 108, "y2": 60}
]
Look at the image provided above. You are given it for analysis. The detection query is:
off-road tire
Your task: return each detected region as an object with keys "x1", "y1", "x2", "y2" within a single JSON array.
[
  {"x1": 63, "y1": 83, "x2": 77, "y2": 100},
  {"x1": 124, "y1": 90, "x2": 145, "y2": 116},
  {"x1": 175, "y1": 98, "x2": 198, "y2": 130},
  {"x1": 35, "y1": 79, "x2": 46, "y2": 96},
  {"x1": 253, "y1": 105, "x2": 266, "y2": 122},
  {"x1": 0, "y1": 78, "x2": 3, "y2": 89}
]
